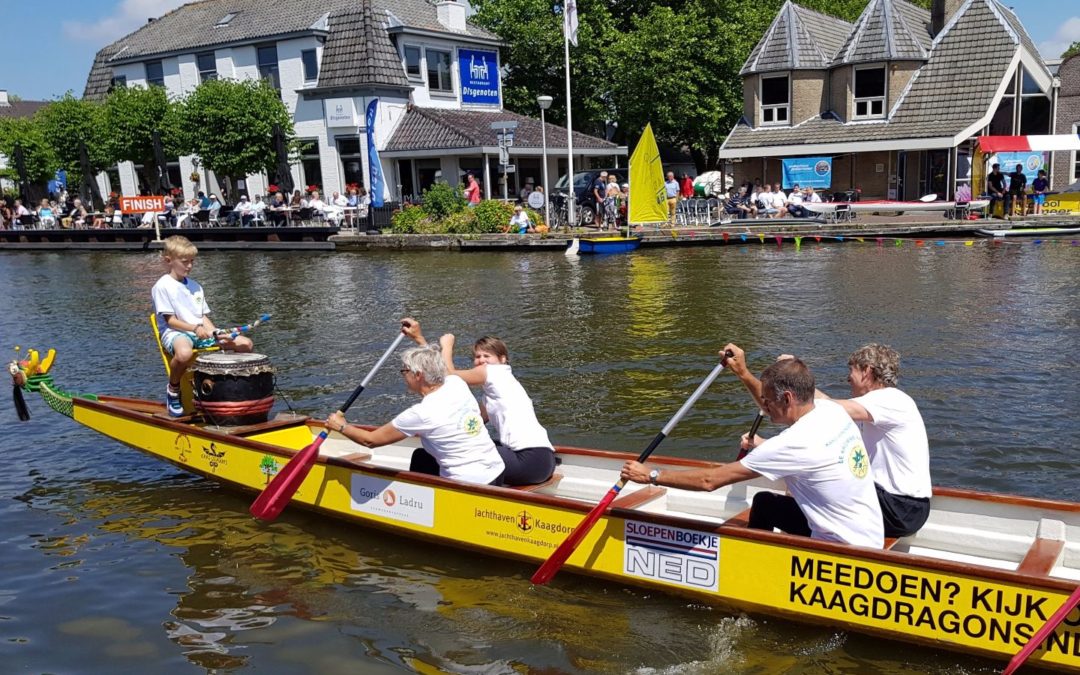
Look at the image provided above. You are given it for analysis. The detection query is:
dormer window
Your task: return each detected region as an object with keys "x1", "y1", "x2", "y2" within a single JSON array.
[
  {"x1": 216, "y1": 12, "x2": 238, "y2": 27},
  {"x1": 854, "y1": 65, "x2": 886, "y2": 119},
  {"x1": 761, "y1": 74, "x2": 789, "y2": 126}
]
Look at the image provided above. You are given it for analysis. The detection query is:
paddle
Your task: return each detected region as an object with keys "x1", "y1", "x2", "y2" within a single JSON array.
[
  {"x1": 215, "y1": 313, "x2": 272, "y2": 340},
  {"x1": 1002, "y1": 585, "x2": 1080, "y2": 674},
  {"x1": 249, "y1": 331, "x2": 406, "y2": 521},
  {"x1": 736, "y1": 411, "x2": 765, "y2": 460},
  {"x1": 531, "y1": 351, "x2": 733, "y2": 585}
]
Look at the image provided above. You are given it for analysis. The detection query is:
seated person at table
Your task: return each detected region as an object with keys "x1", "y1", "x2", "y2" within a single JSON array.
[
  {"x1": 400, "y1": 319, "x2": 555, "y2": 486},
  {"x1": 326, "y1": 343, "x2": 505, "y2": 486},
  {"x1": 152, "y1": 235, "x2": 253, "y2": 417},
  {"x1": 249, "y1": 194, "x2": 266, "y2": 224},
  {"x1": 769, "y1": 184, "x2": 787, "y2": 218},
  {"x1": 37, "y1": 199, "x2": 56, "y2": 228},
  {"x1": 227, "y1": 195, "x2": 253, "y2": 226},
  {"x1": 268, "y1": 192, "x2": 289, "y2": 225},
  {"x1": 621, "y1": 346, "x2": 884, "y2": 549}
]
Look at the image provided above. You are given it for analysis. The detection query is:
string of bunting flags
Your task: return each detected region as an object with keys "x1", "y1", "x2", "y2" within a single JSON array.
[{"x1": 663, "y1": 229, "x2": 1080, "y2": 248}]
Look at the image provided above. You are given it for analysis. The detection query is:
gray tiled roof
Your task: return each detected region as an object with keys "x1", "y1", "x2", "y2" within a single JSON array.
[
  {"x1": 994, "y1": 3, "x2": 1052, "y2": 79},
  {"x1": 741, "y1": 2, "x2": 853, "y2": 75},
  {"x1": 833, "y1": 0, "x2": 930, "y2": 65},
  {"x1": 316, "y1": 3, "x2": 410, "y2": 91},
  {"x1": 723, "y1": 0, "x2": 1021, "y2": 150},
  {"x1": 80, "y1": 0, "x2": 496, "y2": 100},
  {"x1": 385, "y1": 107, "x2": 617, "y2": 152},
  {"x1": 0, "y1": 100, "x2": 49, "y2": 119}
]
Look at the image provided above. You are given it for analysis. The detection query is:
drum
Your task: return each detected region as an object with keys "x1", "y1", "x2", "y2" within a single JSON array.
[{"x1": 191, "y1": 352, "x2": 275, "y2": 426}]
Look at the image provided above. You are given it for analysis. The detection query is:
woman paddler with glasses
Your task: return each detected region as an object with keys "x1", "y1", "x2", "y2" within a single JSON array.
[{"x1": 398, "y1": 317, "x2": 557, "y2": 487}]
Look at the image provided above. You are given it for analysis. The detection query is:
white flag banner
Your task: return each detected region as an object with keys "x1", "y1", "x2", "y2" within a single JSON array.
[{"x1": 564, "y1": 0, "x2": 579, "y2": 46}]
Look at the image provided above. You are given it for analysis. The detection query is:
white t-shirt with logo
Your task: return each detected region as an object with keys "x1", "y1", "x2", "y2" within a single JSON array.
[
  {"x1": 392, "y1": 375, "x2": 504, "y2": 484},
  {"x1": 152, "y1": 274, "x2": 210, "y2": 338},
  {"x1": 741, "y1": 400, "x2": 884, "y2": 548},
  {"x1": 483, "y1": 364, "x2": 553, "y2": 451},
  {"x1": 852, "y1": 387, "x2": 932, "y2": 499}
]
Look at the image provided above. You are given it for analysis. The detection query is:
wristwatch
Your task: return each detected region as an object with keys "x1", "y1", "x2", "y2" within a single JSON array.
[{"x1": 648, "y1": 468, "x2": 660, "y2": 485}]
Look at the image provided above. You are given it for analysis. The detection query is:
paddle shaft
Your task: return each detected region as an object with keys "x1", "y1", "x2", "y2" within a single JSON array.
[
  {"x1": 736, "y1": 412, "x2": 765, "y2": 460},
  {"x1": 1003, "y1": 584, "x2": 1080, "y2": 674},
  {"x1": 217, "y1": 313, "x2": 272, "y2": 340},
  {"x1": 531, "y1": 355, "x2": 731, "y2": 585},
  {"x1": 249, "y1": 331, "x2": 406, "y2": 521}
]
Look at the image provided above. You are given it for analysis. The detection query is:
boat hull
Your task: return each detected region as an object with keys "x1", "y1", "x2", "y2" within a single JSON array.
[
  {"x1": 976, "y1": 226, "x2": 1080, "y2": 238},
  {"x1": 68, "y1": 396, "x2": 1080, "y2": 671},
  {"x1": 577, "y1": 236, "x2": 643, "y2": 254}
]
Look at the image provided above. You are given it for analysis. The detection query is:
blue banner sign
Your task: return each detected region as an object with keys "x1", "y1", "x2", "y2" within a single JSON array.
[
  {"x1": 459, "y1": 49, "x2": 499, "y2": 105},
  {"x1": 991, "y1": 151, "x2": 1045, "y2": 188},
  {"x1": 367, "y1": 99, "x2": 385, "y2": 208},
  {"x1": 782, "y1": 156, "x2": 832, "y2": 189}
]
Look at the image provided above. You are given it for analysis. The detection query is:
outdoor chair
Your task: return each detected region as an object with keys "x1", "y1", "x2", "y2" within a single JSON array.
[{"x1": 296, "y1": 207, "x2": 314, "y2": 223}]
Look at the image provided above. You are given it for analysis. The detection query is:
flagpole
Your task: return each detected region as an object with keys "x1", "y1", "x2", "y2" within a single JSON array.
[{"x1": 563, "y1": 6, "x2": 575, "y2": 228}]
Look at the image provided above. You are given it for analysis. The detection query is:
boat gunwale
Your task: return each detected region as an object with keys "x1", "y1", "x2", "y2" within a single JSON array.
[{"x1": 76, "y1": 395, "x2": 1080, "y2": 593}]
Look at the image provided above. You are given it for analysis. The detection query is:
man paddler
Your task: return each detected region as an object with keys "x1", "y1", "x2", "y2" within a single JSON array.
[{"x1": 621, "y1": 345, "x2": 884, "y2": 549}]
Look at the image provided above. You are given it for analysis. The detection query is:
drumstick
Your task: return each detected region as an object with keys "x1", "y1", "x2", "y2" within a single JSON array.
[{"x1": 214, "y1": 314, "x2": 272, "y2": 339}]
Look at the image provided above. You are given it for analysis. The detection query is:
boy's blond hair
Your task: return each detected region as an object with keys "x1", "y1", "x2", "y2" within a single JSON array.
[{"x1": 163, "y1": 235, "x2": 198, "y2": 259}]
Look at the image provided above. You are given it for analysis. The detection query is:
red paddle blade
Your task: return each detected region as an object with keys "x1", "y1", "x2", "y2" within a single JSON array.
[
  {"x1": 531, "y1": 486, "x2": 620, "y2": 585},
  {"x1": 249, "y1": 433, "x2": 327, "y2": 521},
  {"x1": 1003, "y1": 584, "x2": 1080, "y2": 674}
]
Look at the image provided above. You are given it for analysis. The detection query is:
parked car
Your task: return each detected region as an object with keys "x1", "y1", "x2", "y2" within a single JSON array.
[{"x1": 552, "y1": 168, "x2": 629, "y2": 225}]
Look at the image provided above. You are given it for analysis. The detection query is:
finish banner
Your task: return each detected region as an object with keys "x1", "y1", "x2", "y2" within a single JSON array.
[{"x1": 782, "y1": 156, "x2": 832, "y2": 189}]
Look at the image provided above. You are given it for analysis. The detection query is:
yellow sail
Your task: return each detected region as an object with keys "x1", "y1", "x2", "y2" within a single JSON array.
[{"x1": 628, "y1": 123, "x2": 668, "y2": 225}]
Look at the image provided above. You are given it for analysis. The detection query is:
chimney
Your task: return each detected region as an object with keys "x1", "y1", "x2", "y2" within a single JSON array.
[
  {"x1": 436, "y1": 0, "x2": 466, "y2": 32},
  {"x1": 0, "y1": 90, "x2": 8, "y2": 106},
  {"x1": 931, "y1": 0, "x2": 964, "y2": 38}
]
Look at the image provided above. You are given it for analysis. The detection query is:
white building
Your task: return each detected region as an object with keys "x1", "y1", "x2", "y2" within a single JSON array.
[{"x1": 83, "y1": 0, "x2": 622, "y2": 202}]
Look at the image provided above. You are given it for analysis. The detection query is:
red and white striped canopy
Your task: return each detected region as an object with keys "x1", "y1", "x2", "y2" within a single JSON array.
[{"x1": 977, "y1": 135, "x2": 1080, "y2": 153}]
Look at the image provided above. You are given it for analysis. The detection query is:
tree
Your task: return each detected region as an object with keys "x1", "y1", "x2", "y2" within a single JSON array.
[
  {"x1": 0, "y1": 116, "x2": 58, "y2": 189},
  {"x1": 1063, "y1": 41, "x2": 1080, "y2": 60},
  {"x1": 99, "y1": 84, "x2": 181, "y2": 194},
  {"x1": 173, "y1": 78, "x2": 295, "y2": 199},
  {"x1": 35, "y1": 93, "x2": 109, "y2": 194}
]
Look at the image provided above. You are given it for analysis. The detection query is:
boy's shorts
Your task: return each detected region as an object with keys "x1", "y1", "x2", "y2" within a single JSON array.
[
  {"x1": 1032, "y1": 194, "x2": 1046, "y2": 206},
  {"x1": 162, "y1": 330, "x2": 217, "y2": 355}
]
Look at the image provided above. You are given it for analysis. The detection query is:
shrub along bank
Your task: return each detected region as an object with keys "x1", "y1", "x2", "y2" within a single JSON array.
[{"x1": 390, "y1": 182, "x2": 541, "y2": 234}]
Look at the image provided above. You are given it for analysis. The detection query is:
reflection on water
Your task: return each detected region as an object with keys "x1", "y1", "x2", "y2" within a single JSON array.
[{"x1": 0, "y1": 243, "x2": 1075, "y2": 672}]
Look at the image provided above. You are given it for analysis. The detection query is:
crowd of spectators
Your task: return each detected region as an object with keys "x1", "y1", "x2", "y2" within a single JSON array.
[{"x1": 721, "y1": 182, "x2": 824, "y2": 220}]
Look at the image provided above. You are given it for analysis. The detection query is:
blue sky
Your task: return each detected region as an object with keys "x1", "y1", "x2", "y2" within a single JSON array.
[{"x1": 2, "y1": 0, "x2": 1077, "y2": 101}]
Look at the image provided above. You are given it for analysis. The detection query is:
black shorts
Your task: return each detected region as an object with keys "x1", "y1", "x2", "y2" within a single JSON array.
[{"x1": 876, "y1": 483, "x2": 930, "y2": 538}]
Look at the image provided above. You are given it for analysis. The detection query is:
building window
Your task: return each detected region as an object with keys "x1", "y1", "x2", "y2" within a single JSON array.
[
  {"x1": 854, "y1": 65, "x2": 886, "y2": 119},
  {"x1": 760, "y1": 74, "x2": 789, "y2": 126},
  {"x1": 404, "y1": 45, "x2": 422, "y2": 80},
  {"x1": 299, "y1": 140, "x2": 321, "y2": 190},
  {"x1": 215, "y1": 12, "x2": 238, "y2": 27},
  {"x1": 426, "y1": 48, "x2": 452, "y2": 93},
  {"x1": 1074, "y1": 124, "x2": 1080, "y2": 181},
  {"x1": 1018, "y1": 67, "x2": 1050, "y2": 135},
  {"x1": 257, "y1": 45, "x2": 280, "y2": 90},
  {"x1": 301, "y1": 49, "x2": 318, "y2": 82},
  {"x1": 197, "y1": 52, "x2": 217, "y2": 83},
  {"x1": 109, "y1": 75, "x2": 126, "y2": 92},
  {"x1": 145, "y1": 61, "x2": 165, "y2": 87},
  {"x1": 337, "y1": 137, "x2": 365, "y2": 189}
]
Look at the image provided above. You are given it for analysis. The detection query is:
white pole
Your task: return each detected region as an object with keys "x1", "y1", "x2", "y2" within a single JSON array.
[
  {"x1": 564, "y1": 26, "x2": 575, "y2": 228},
  {"x1": 540, "y1": 107, "x2": 550, "y2": 227}
]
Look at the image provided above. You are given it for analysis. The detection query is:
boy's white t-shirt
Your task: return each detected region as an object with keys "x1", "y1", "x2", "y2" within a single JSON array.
[
  {"x1": 741, "y1": 400, "x2": 884, "y2": 548},
  {"x1": 852, "y1": 387, "x2": 932, "y2": 499},
  {"x1": 483, "y1": 364, "x2": 553, "y2": 451},
  {"x1": 392, "y1": 375, "x2": 504, "y2": 485},
  {"x1": 152, "y1": 274, "x2": 210, "y2": 336}
]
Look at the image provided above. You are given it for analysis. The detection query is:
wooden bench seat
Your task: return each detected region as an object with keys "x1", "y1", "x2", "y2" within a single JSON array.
[
  {"x1": 612, "y1": 486, "x2": 666, "y2": 510},
  {"x1": 514, "y1": 472, "x2": 563, "y2": 492},
  {"x1": 1017, "y1": 538, "x2": 1066, "y2": 576}
]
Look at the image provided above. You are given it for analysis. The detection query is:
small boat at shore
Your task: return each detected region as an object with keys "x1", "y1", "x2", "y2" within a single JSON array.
[
  {"x1": 575, "y1": 235, "x2": 643, "y2": 254},
  {"x1": 24, "y1": 375, "x2": 1080, "y2": 672},
  {"x1": 976, "y1": 225, "x2": 1080, "y2": 238}
]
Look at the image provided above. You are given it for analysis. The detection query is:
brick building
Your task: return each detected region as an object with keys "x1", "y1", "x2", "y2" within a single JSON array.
[
  {"x1": 716, "y1": 0, "x2": 1065, "y2": 199},
  {"x1": 1052, "y1": 54, "x2": 1080, "y2": 188}
]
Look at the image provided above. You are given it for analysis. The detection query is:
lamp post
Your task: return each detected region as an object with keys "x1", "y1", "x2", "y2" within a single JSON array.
[{"x1": 537, "y1": 95, "x2": 553, "y2": 228}]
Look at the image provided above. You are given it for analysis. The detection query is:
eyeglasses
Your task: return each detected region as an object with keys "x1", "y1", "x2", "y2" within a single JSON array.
[{"x1": 400, "y1": 368, "x2": 411, "y2": 375}]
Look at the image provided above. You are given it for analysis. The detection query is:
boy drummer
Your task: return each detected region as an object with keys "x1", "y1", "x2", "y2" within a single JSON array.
[{"x1": 152, "y1": 235, "x2": 252, "y2": 416}]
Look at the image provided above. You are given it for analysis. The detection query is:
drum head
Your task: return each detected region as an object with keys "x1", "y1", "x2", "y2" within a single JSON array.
[{"x1": 193, "y1": 352, "x2": 274, "y2": 375}]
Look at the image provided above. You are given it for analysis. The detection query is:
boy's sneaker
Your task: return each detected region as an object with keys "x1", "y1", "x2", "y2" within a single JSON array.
[{"x1": 166, "y1": 386, "x2": 183, "y2": 417}]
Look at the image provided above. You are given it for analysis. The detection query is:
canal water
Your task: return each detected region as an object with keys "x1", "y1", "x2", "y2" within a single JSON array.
[{"x1": 0, "y1": 241, "x2": 1076, "y2": 673}]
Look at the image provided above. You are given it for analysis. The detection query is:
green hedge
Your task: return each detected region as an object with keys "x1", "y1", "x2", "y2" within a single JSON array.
[{"x1": 389, "y1": 182, "x2": 543, "y2": 235}]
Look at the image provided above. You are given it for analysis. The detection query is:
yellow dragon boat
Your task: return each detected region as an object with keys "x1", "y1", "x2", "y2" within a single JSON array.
[{"x1": 26, "y1": 377, "x2": 1080, "y2": 672}]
